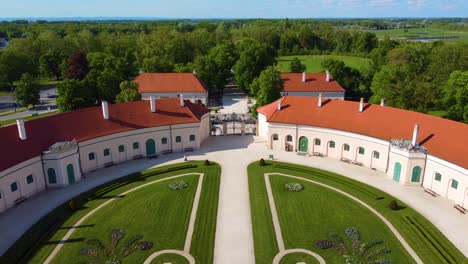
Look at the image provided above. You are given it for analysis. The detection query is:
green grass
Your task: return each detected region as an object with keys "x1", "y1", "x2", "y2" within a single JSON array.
[
  {"x1": 0, "y1": 110, "x2": 60, "y2": 126},
  {"x1": 1, "y1": 161, "x2": 220, "y2": 264},
  {"x1": 0, "y1": 107, "x2": 28, "y2": 117},
  {"x1": 279, "y1": 252, "x2": 320, "y2": 264},
  {"x1": 0, "y1": 90, "x2": 11, "y2": 96},
  {"x1": 37, "y1": 79, "x2": 61, "y2": 87},
  {"x1": 151, "y1": 253, "x2": 190, "y2": 264},
  {"x1": 248, "y1": 161, "x2": 467, "y2": 264},
  {"x1": 428, "y1": 110, "x2": 448, "y2": 118},
  {"x1": 277, "y1": 55, "x2": 371, "y2": 73},
  {"x1": 364, "y1": 27, "x2": 468, "y2": 43}
]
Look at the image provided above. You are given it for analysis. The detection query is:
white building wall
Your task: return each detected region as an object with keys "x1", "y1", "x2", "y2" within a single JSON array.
[
  {"x1": 141, "y1": 92, "x2": 208, "y2": 105},
  {"x1": 0, "y1": 157, "x2": 46, "y2": 212},
  {"x1": 281, "y1": 91, "x2": 345, "y2": 100},
  {"x1": 199, "y1": 113, "x2": 210, "y2": 144},
  {"x1": 258, "y1": 113, "x2": 268, "y2": 139},
  {"x1": 387, "y1": 148, "x2": 426, "y2": 186},
  {"x1": 42, "y1": 150, "x2": 82, "y2": 187}
]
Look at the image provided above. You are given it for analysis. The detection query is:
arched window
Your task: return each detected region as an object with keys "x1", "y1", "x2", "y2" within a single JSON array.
[
  {"x1": 103, "y1": 148, "x2": 110, "y2": 156},
  {"x1": 272, "y1": 134, "x2": 278, "y2": 141},
  {"x1": 133, "y1": 142, "x2": 139, "y2": 149},
  {"x1": 329, "y1": 141, "x2": 335, "y2": 148},
  {"x1": 47, "y1": 168, "x2": 57, "y2": 184},
  {"x1": 358, "y1": 147, "x2": 365, "y2": 155},
  {"x1": 0, "y1": 191, "x2": 2, "y2": 199},
  {"x1": 10, "y1": 182, "x2": 18, "y2": 192},
  {"x1": 26, "y1": 175, "x2": 34, "y2": 184},
  {"x1": 343, "y1": 144, "x2": 350, "y2": 151},
  {"x1": 451, "y1": 180, "x2": 458, "y2": 189},
  {"x1": 189, "y1": 135, "x2": 196, "y2": 141},
  {"x1": 161, "y1": 138, "x2": 168, "y2": 144},
  {"x1": 434, "y1": 172, "x2": 442, "y2": 182},
  {"x1": 393, "y1": 162, "x2": 401, "y2": 182},
  {"x1": 88, "y1": 153, "x2": 95, "y2": 160},
  {"x1": 176, "y1": 136, "x2": 182, "y2": 143},
  {"x1": 118, "y1": 145, "x2": 125, "y2": 152},
  {"x1": 286, "y1": 135, "x2": 293, "y2": 142},
  {"x1": 314, "y1": 139, "x2": 321, "y2": 146},
  {"x1": 411, "y1": 166, "x2": 422, "y2": 182},
  {"x1": 373, "y1": 151, "x2": 380, "y2": 159}
]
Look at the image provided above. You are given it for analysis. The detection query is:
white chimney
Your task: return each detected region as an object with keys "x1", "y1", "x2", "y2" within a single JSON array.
[
  {"x1": 302, "y1": 72, "x2": 306, "y2": 82},
  {"x1": 359, "y1": 98, "x2": 364, "y2": 112},
  {"x1": 318, "y1": 93, "x2": 322, "y2": 108},
  {"x1": 193, "y1": 70, "x2": 197, "y2": 75},
  {"x1": 326, "y1": 70, "x2": 330, "y2": 82},
  {"x1": 277, "y1": 99, "x2": 281, "y2": 111},
  {"x1": 150, "y1": 96, "x2": 156, "y2": 113},
  {"x1": 380, "y1": 98, "x2": 386, "y2": 106},
  {"x1": 412, "y1": 124, "x2": 419, "y2": 146},
  {"x1": 180, "y1": 94, "x2": 185, "y2": 107},
  {"x1": 102, "y1": 101, "x2": 109, "y2": 120},
  {"x1": 16, "y1": 119, "x2": 26, "y2": 140}
]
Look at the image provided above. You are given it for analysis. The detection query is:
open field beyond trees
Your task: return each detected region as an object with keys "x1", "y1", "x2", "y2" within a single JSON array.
[
  {"x1": 365, "y1": 27, "x2": 468, "y2": 42},
  {"x1": 277, "y1": 55, "x2": 371, "y2": 73},
  {"x1": 248, "y1": 161, "x2": 466, "y2": 264},
  {"x1": 1, "y1": 161, "x2": 221, "y2": 264}
]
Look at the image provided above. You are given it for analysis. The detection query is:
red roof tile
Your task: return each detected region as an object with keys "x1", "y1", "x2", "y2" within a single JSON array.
[
  {"x1": 135, "y1": 73, "x2": 207, "y2": 93},
  {"x1": 258, "y1": 96, "x2": 468, "y2": 169},
  {"x1": 281, "y1": 73, "x2": 345, "y2": 93},
  {"x1": 0, "y1": 98, "x2": 210, "y2": 172}
]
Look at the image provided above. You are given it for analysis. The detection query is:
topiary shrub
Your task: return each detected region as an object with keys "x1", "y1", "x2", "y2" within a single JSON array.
[
  {"x1": 204, "y1": 159, "x2": 210, "y2": 166},
  {"x1": 168, "y1": 181, "x2": 188, "y2": 190},
  {"x1": 259, "y1": 158, "x2": 265, "y2": 166},
  {"x1": 389, "y1": 200, "x2": 399, "y2": 210},
  {"x1": 285, "y1": 182, "x2": 304, "y2": 192},
  {"x1": 68, "y1": 199, "x2": 79, "y2": 211}
]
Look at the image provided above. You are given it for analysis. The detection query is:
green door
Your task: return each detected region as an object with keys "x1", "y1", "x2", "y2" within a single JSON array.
[
  {"x1": 67, "y1": 164, "x2": 75, "y2": 185},
  {"x1": 411, "y1": 166, "x2": 421, "y2": 182},
  {"x1": 393, "y1": 162, "x2": 401, "y2": 182},
  {"x1": 146, "y1": 139, "x2": 156, "y2": 157},
  {"x1": 299, "y1": 137, "x2": 308, "y2": 152}
]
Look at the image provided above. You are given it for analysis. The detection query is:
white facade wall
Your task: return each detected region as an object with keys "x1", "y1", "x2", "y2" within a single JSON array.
[
  {"x1": 281, "y1": 91, "x2": 345, "y2": 100},
  {"x1": 42, "y1": 149, "x2": 82, "y2": 187},
  {"x1": 387, "y1": 148, "x2": 426, "y2": 185},
  {"x1": 141, "y1": 92, "x2": 208, "y2": 105},
  {"x1": 0, "y1": 157, "x2": 46, "y2": 212},
  {"x1": 199, "y1": 114, "x2": 210, "y2": 144},
  {"x1": 258, "y1": 113, "x2": 268, "y2": 138}
]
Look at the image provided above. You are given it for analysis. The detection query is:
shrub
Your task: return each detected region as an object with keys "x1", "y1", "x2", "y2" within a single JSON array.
[
  {"x1": 168, "y1": 181, "x2": 188, "y2": 190},
  {"x1": 204, "y1": 159, "x2": 210, "y2": 166},
  {"x1": 285, "y1": 182, "x2": 304, "y2": 192},
  {"x1": 259, "y1": 158, "x2": 265, "y2": 166},
  {"x1": 68, "y1": 199, "x2": 79, "y2": 211},
  {"x1": 389, "y1": 200, "x2": 399, "y2": 210}
]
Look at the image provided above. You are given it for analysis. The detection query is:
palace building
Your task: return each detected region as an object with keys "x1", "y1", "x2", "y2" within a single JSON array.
[
  {"x1": 136, "y1": 73, "x2": 208, "y2": 105},
  {"x1": 280, "y1": 71, "x2": 345, "y2": 99},
  {"x1": 0, "y1": 97, "x2": 210, "y2": 213},
  {"x1": 257, "y1": 96, "x2": 468, "y2": 207}
]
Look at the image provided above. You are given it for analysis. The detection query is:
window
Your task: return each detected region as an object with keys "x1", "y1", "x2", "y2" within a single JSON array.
[
  {"x1": 133, "y1": 142, "x2": 139, "y2": 149},
  {"x1": 358, "y1": 147, "x2": 365, "y2": 155},
  {"x1": 286, "y1": 135, "x2": 293, "y2": 142},
  {"x1": 373, "y1": 151, "x2": 380, "y2": 159},
  {"x1": 451, "y1": 180, "x2": 458, "y2": 189},
  {"x1": 162, "y1": 138, "x2": 168, "y2": 145},
  {"x1": 176, "y1": 136, "x2": 181, "y2": 143},
  {"x1": 329, "y1": 141, "x2": 335, "y2": 148},
  {"x1": 343, "y1": 144, "x2": 350, "y2": 151},
  {"x1": 434, "y1": 173, "x2": 442, "y2": 182},
  {"x1": 314, "y1": 139, "x2": 321, "y2": 146},
  {"x1": 26, "y1": 175, "x2": 34, "y2": 184},
  {"x1": 88, "y1": 153, "x2": 95, "y2": 160},
  {"x1": 0, "y1": 192, "x2": 2, "y2": 199},
  {"x1": 11, "y1": 182, "x2": 18, "y2": 192},
  {"x1": 47, "y1": 168, "x2": 57, "y2": 184},
  {"x1": 411, "y1": 166, "x2": 421, "y2": 182},
  {"x1": 118, "y1": 145, "x2": 125, "y2": 152},
  {"x1": 272, "y1": 134, "x2": 278, "y2": 141},
  {"x1": 189, "y1": 135, "x2": 196, "y2": 141},
  {"x1": 104, "y1": 148, "x2": 110, "y2": 156}
]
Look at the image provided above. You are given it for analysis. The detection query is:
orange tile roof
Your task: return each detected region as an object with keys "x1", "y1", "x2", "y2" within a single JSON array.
[
  {"x1": 258, "y1": 96, "x2": 468, "y2": 169},
  {"x1": 135, "y1": 73, "x2": 207, "y2": 93},
  {"x1": 281, "y1": 73, "x2": 345, "y2": 93},
  {"x1": 0, "y1": 98, "x2": 210, "y2": 172}
]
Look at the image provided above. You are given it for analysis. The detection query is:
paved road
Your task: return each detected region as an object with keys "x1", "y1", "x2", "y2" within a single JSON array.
[
  {"x1": 0, "y1": 135, "x2": 467, "y2": 262},
  {"x1": 0, "y1": 87, "x2": 58, "y2": 121}
]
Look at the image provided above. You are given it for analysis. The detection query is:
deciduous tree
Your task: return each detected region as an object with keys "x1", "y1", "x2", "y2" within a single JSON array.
[
  {"x1": 116, "y1": 81, "x2": 141, "y2": 103},
  {"x1": 14, "y1": 73, "x2": 40, "y2": 107},
  {"x1": 289, "y1": 57, "x2": 306, "y2": 73}
]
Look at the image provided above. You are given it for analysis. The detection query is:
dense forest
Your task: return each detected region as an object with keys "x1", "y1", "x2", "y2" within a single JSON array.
[{"x1": 0, "y1": 18, "x2": 467, "y2": 122}]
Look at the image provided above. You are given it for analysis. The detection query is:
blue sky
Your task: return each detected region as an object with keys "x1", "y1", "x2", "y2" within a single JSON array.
[{"x1": 0, "y1": 0, "x2": 466, "y2": 18}]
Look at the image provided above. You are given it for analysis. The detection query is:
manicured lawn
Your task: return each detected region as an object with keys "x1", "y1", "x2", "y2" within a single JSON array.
[
  {"x1": 0, "y1": 110, "x2": 60, "y2": 126},
  {"x1": 1, "y1": 161, "x2": 220, "y2": 264},
  {"x1": 248, "y1": 161, "x2": 466, "y2": 264},
  {"x1": 151, "y1": 253, "x2": 189, "y2": 264},
  {"x1": 428, "y1": 110, "x2": 448, "y2": 118},
  {"x1": 277, "y1": 55, "x2": 370, "y2": 73},
  {"x1": 279, "y1": 252, "x2": 320, "y2": 264}
]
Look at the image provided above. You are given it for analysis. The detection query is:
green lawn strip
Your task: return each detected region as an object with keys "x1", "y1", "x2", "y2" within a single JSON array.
[
  {"x1": 51, "y1": 175, "x2": 199, "y2": 263},
  {"x1": 248, "y1": 163, "x2": 279, "y2": 264},
  {"x1": 150, "y1": 253, "x2": 190, "y2": 264},
  {"x1": 270, "y1": 175, "x2": 412, "y2": 263},
  {"x1": 365, "y1": 28, "x2": 468, "y2": 41},
  {"x1": 277, "y1": 55, "x2": 370, "y2": 73},
  {"x1": 0, "y1": 110, "x2": 60, "y2": 126},
  {"x1": 279, "y1": 252, "x2": 320, "y2": 264},
  {"x1": 2, "y1": 161, "x2": 218, "y2": 264},
  {"x1": 248, "y1": 161, "x2": 467, "y2": 263},
  {"x1": 428, "y1": 110, "x2": 448, "y2": 118}
]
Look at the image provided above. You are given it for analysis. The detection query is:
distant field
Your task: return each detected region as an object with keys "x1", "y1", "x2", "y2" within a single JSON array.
[
  {"x1": 277, "y1": 55, "x2": 370, "y2": 73},
  {"x1": 365, "y1": 27, "x2": 468, "y2": 43}
]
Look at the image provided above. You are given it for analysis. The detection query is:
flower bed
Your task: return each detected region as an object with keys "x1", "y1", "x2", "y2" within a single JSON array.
[
  {"x1": 168, "y1": 181, "x2": 189, "y2": 190},
  {"x1": 284, "y1": 182, "x2": 304, "y2": 192}
]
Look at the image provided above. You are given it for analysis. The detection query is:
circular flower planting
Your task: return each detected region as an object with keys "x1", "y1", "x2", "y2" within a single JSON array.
[
  {"x1": 284, "y1": 182, "x2": 304, "y2": 192},
  {"x1": 168, "y1": 181, "x2": 189, "y2": 190}
]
